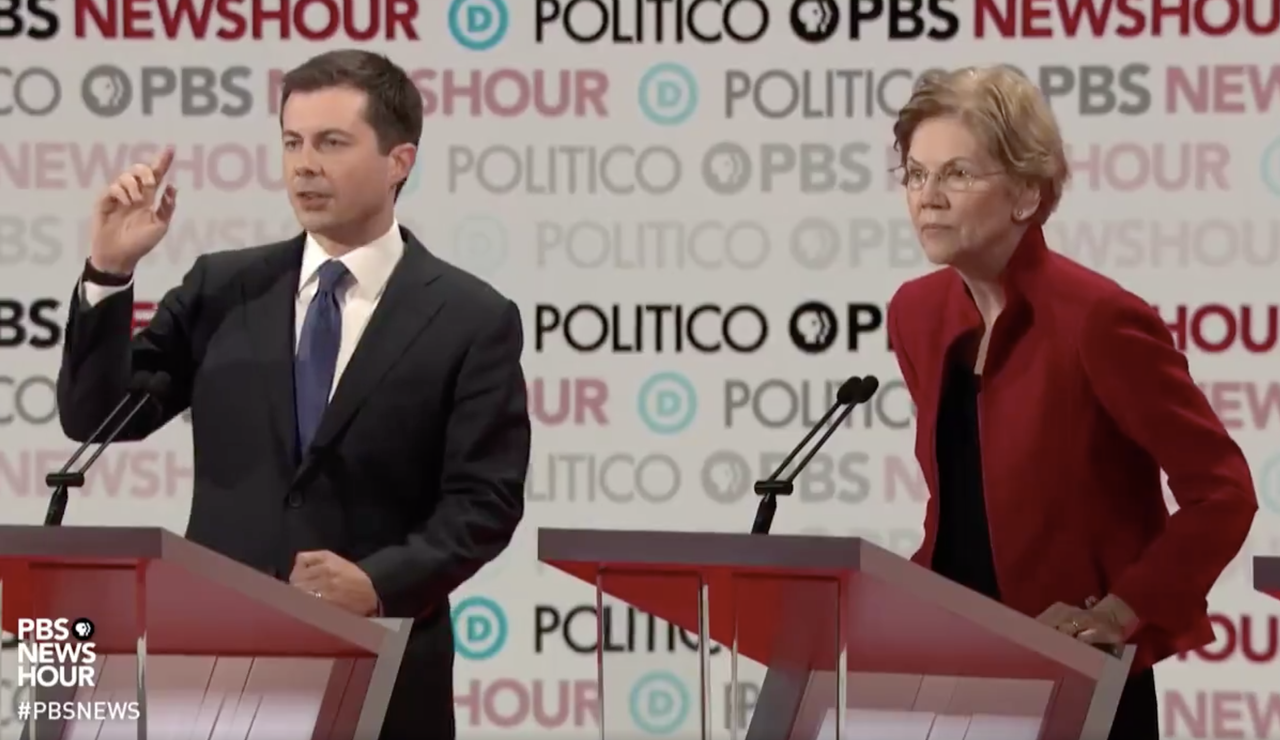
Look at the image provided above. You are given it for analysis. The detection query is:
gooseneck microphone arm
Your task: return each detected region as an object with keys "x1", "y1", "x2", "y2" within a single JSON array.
[
  {"x1": 44, "y1": 372, "x2": 170, "y2": 526},
  {"x1": 752, "y1": 377, "x2": 860, "y2": 500},
  {"x1": 43, "y1": 387, "x2": 142, "y2": 526},
  {"x1": 786, "y1": 376, "x2": 880, "y2": 487},
  {"x1": 751, "y1": 376, "x2": 879, "y2": 535}
]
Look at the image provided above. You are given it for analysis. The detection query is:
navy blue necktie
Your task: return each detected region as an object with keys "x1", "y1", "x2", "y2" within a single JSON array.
[{"x1": 295, "y1": 259, "x2": 348, "y2": 455}]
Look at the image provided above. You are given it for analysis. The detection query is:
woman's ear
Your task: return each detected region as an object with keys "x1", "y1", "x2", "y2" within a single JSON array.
[{"x1": 1012, "y1": 182, "x2": 1042, "y2": 223}]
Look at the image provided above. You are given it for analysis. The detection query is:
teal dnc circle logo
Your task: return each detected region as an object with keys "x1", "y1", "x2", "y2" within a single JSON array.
[
  {"x1": 638, "y1": 63, "x2": 699, "y2": 126},
  {"x1": 452, "y1": 215, "x2": 508, "y2": 276},
  {"x1": 1261, "y1": 137, "x2": 1280, "y2": 195},
  {"x1": 451, "y1": 596, "x2": 507, "y2": 660},
  {"x1": 629, "y1": 671, "x2": 689, "y2": 734},
  {"x1": 448, "y1": 0, "x2": 509, "y2": 51},
  {"x1": 637, "y1": 371, "x2": 697, "y2": 435}
]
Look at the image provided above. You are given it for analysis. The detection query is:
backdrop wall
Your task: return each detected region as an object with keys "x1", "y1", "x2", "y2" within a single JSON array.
[{"x1": 1, "y1": 0, "x2": 1277, "y2": 737}]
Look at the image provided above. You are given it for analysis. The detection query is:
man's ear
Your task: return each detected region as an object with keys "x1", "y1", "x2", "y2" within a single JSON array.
[{"x1": 389, "y1": 143, "x2": 416, "y2": 189}]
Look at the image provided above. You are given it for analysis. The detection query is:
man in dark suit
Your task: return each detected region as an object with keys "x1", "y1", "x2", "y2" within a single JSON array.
[{"x1": 55, "y1": 50, "x2": 530, "y2": 740}]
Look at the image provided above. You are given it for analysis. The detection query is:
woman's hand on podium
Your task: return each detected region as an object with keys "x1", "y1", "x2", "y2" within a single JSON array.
[{"x1": 1037, "y1": 595, "x2": 1138, "y2": 649}]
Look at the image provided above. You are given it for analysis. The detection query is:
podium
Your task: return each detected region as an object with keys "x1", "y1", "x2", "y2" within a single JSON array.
[
  {"x1": 0, "y1": 526, "x2": 410, "y2": 740},
  {"x1": 539, "y1": 528, "x2": 1135, "y2": 740},
  {"x1": 1256, "y1": 556, "x2": 1280, "y2": 602}
]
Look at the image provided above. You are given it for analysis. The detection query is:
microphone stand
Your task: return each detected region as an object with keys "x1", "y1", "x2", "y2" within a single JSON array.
[
  {"x1": 750, "y1": 376, "x2": 879, "y2": 535},
  {"x1": 751, "y1": 378, "x2": 864, "y2": 536},
  {"x1": 44, "y1": 391, "x2": 150, "y2": 526},
  {"x1": 751, "y1": 399, "x2": 863, "y2": 535}
]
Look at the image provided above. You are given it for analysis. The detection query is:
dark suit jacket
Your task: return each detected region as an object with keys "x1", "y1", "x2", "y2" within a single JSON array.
[
  {"x1": 887, "y1": 225, "x2": 1257, "y2": 672},
  {"x1": 56, "y1": 227, "x2": 530, "y2": 739}
]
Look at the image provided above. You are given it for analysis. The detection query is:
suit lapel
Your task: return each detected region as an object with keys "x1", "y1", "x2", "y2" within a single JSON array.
[
  {"x1": 292, "y1": 230, "x2": 447, "y2": 488},
  {"x1": 242, "y1": 235, "x2": 306, "y2": 465}
]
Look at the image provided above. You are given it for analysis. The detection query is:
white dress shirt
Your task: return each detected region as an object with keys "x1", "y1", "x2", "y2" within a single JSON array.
[
  {"x1": 81, "y1": 221, "x2": 406, "y2": 399},
  {"x1": 293, "y1": 221, "x2": 404, "y2": 398}
]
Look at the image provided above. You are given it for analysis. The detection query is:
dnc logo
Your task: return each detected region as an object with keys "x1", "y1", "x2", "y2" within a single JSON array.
[
  {"x1": 448, "y1": 0, "x2": 509, "y2": 51},
  {"x1": 451, "y1": 596, "x2": 508, "y2": 660}
]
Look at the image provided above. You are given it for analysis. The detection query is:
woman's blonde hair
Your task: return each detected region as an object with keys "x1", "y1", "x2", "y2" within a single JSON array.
[{"x1": 893, "y1": 65, "x2": 1070, "y2": 224}]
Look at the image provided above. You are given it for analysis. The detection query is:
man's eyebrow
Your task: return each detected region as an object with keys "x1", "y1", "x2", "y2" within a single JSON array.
[{"x1": 281, "y1": 128, "x2": 354, "y2": 139}]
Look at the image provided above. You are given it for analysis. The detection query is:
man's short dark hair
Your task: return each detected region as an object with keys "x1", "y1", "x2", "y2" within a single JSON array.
[{"x1": 280, "y1": 50, "x2": 422, "y2": 195}]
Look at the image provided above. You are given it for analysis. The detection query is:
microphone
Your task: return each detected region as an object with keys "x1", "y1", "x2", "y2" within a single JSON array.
[
  {"x1": 44, "y1": 371, "x2": 172, "y2": 526},
  {"x1": 751, "y1": 375, "x2": 880, "y2": 535}
]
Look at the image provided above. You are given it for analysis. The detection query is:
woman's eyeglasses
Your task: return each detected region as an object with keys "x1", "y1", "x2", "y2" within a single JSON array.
[{"x1": 892, "y1": 165, "x2": 1003, "y2": 192}]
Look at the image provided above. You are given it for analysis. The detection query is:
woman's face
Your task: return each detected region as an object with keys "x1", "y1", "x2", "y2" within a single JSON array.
[{"x1": 903, "y1": 116, "x2": 1036, "y2": 268}]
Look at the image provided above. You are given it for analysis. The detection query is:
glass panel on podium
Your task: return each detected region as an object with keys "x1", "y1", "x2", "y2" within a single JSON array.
[
  {"x1": 589, "y1": 567, "x2": 1116, "y2": 739},
  {"x1": 3, "y1": 559, "x2": 146, "y2": 740},
  {"x1": 4, "y1": 555, "x2": 379, "y2": 740},
  {"x1": 594, "y1": 569, "x2": 711, "y2": 739},
  {"x1": 794, "y1": 571, "x2": 1109, "y2": 740},
  {"x1": 726, "y1": 572, "x2": 842, "y2": 739},
  {"x1": 593, "y1": 568, "x2": 844, "y2": 739}
]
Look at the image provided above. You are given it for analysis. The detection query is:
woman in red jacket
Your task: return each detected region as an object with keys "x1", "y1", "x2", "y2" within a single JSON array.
[{"x1": 886, "y1": 65, "x2": 1258, "y2": 740}]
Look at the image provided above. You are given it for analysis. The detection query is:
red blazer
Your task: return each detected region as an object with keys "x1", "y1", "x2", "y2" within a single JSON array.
[{"x1": 887, "y1": 225, "x2": 1258, "y2": 671}]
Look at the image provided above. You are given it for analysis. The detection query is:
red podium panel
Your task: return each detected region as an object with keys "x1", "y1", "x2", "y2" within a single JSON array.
[
  {"x1": 0, "y1": 526, "x2": 410, "y2": 740},
  {"x1": 540, "y1": 528, "x2": 1135, "y2": 740},
  {"x1": 1255, "y1": 556, "x2": 1280, "y2": 601}
]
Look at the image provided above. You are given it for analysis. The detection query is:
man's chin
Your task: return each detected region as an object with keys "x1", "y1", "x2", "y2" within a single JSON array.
[{"x1": 294, "y1": 210, "x2": 336, "y2": 232}]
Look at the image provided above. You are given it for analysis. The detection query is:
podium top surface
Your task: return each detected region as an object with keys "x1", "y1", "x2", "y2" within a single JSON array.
[
  {"x1": 0, "y1": 525, "x2": 396, "y2": 656},
  {"x1": 0, "y1": 525, "x2": 177, "y2": 561},
  {"x1": 540, "y1": 527, "x2": 866, "y2": 572},
  {"x1": 1256, "y1": 556, "x2": 1280, "y2": 599},
  {"x1": 537, "y1": 527, "x2": 1119, "y2": 679}
]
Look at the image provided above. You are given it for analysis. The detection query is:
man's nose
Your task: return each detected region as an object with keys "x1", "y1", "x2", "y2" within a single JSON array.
[{"x1": 292, "y1": 144, "x2": 321, "y2": 174}]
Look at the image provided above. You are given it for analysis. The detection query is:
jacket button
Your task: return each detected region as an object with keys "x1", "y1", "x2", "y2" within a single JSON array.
[{"x1": 286, "y1": 491, "x2": 303, "y2": 508}]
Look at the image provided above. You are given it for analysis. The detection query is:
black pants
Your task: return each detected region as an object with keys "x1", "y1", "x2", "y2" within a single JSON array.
[
  {"x1": 1106, "y1": 668, "x2": 1159, "y2": 740},
  {"x1": 378, "y1": 614, "x2": 457, "y2": 740}
]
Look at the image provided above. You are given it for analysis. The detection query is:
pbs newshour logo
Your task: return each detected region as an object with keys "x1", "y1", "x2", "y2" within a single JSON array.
[{"x1": 15, "y1": 618, "x2": 98, "y2": 688}]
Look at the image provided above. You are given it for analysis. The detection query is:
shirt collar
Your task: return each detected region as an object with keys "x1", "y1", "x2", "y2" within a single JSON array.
[{"x1": 298, "y1": 220, "x2": 404, "y2": 301}]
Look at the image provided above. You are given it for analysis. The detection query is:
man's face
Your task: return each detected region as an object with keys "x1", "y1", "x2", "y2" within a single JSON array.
[{"x1": 280, "y1": 86, "x2": 413, "y2": 236}]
